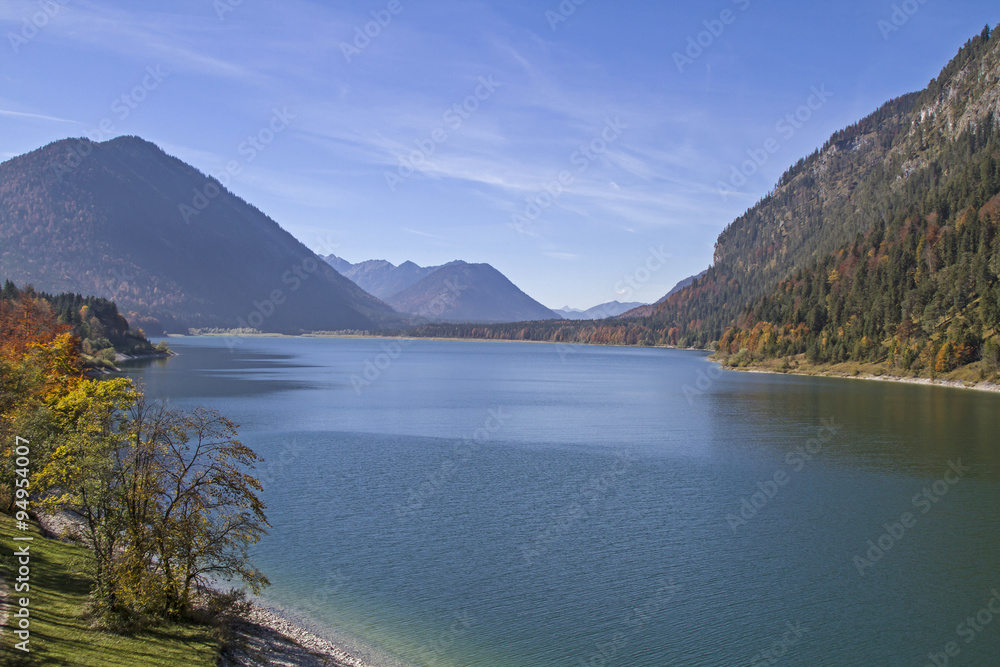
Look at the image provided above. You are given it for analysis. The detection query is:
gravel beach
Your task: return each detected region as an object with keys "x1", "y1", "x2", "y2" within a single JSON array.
[
  {"x1": 30, "y1": 511, "x2": 379, "y2": 667},
  {"x1": 220, "y1": 602, "x2": 376, "y2": 667}
]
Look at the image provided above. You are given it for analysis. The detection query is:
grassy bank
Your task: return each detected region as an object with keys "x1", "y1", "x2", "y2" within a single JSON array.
[
  {"x1": 714, "y1": 353, "x2": 1000, "y2": 392},
  {"x1": 0, "y1": 514, "x2": 220, "y2": 666}
]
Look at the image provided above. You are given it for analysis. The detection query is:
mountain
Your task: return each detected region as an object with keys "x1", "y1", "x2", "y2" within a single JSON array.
[
  {"x1": 384, "y1": 26, "x2": 1000, "y2": 379},
  {"x1": 324, "y1": 255, "x2": 556, "y2": 323},
  {"x1": 0, "y1": 136, "x2": 395, "y2": 333},
  {"x1": 324, "y1": 255, "x2": 437, "y2": 300},
  {"x1": 658, "y1": 271, "x2": 708, "y2": 303},
  {"x1": 554, "y1": 301, "x2": 646, "y2": 320},
  {"x1": 323, "y1": 254, "x2": 354, "y2": 274},
  {"x1": 623, "y1": 271, "x2": 709, "y2": 318},
  {"x1": 385, "y1": 261, "x2": 559, "y2": 323},
  {"x1": 651, "y1": 26, "x2": 1000, "y2": 364}
]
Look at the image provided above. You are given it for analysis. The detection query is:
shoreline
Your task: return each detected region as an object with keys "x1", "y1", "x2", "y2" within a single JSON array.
[
  {"x1": 32, "y1": 511, "x2": 379, "y2": 667},
  {"x1": 222, "y1": 600, "x2": 378, "y2": 667},
  {"x1": 164, "y1": 331, "x2": 708, "y2": 352},
  {"x1": 720, "y1": 363, "x2": 1000, "y2": 394},
  {"x1": 115, "y1": 350, "x2": 176, "y2": 362}
]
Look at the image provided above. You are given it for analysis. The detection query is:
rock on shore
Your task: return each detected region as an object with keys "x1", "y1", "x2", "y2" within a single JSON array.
[{"x1": 220, "y1": 602, "x2": 375, "y2": 667}]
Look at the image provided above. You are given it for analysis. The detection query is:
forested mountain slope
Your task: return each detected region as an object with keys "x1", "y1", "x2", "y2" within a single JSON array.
[
  {"x1": 394, "y1": 27, "x2": 1000, "y2": 382},
  {"x1": 0, "y1": 136, "x2": 395, "y2": 333},
  {"x1": 656, "y1": 26, "x2": 999, "y2": 350},
  {"x1": 650, "y1": 27, "x2": 1000, "y2": 380}
]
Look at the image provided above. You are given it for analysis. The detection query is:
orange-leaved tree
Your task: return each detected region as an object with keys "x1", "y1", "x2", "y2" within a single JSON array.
[{"x1": 0, "y1": 288, "x2": 83, "y2": 510}]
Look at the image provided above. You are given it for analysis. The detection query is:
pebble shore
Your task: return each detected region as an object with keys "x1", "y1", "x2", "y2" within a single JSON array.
[
  {"x1": 31, "y1": 511, "x2": 378, "y2": 667},
  {"x1": 221, "y1": 602, "x2": 376, "y2": 667}
]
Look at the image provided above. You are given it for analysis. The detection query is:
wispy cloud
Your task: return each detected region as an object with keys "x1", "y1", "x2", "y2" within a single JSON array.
[
  {"x1": 401, "y1": 227, "x2": 446, "y2": 241},
  {"x1": 0, "y1": 108, "x2": 79, "y2": 124},
  {"x1": 2, "y1": 1, "x2": 262, "y2": 83},
  {"x1": 543, "y1": 251, "x2": 582, "y2": 261},
  {"x1": 8, "y1": 0, "x2": 968, "y2": 307}
]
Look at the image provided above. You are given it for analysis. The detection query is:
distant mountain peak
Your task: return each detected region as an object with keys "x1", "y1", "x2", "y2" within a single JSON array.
[
  {"x1": 106, "y1": 134, "x2": 160, "y2": 149},
  {"x1": 324, "y1": 256, "x2": 437, "y2": 300},
  {"x1": 554, "y1": 301, "x2": 647, "y2": 320},
  {"x1": 386, "y1": 262, "x2": 558, "y2": 323},
  {"x1": 0, "y1": 136, "x2": 396, "y2": 332}
]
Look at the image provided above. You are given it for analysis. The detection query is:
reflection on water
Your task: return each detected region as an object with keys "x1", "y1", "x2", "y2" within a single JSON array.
[
  {"x1": 117, "y1": 342, "x2": 320, "y2": 398},
  {"x1": 125, "y1": 336, "x2": 1000, "y2": 667},
  {"x1": 705, "y1": 371, "x2": 1000, "y2": 479}
]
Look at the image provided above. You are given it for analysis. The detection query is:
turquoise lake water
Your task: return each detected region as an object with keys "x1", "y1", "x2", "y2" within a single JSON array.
[{"x1": 124, "y1": 336, "x2": 1000, "y2": 666}]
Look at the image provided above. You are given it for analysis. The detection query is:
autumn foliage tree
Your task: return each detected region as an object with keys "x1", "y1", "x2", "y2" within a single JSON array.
[
  {"x1": 0, "y1": 286, "x2": 83, "y2": 510},
  {"x1": 37, "y1": 383, "x2": 270, "y2": 628},
  {"x1": 2, "y1": 285, "x2": 269, "y2": 631}
]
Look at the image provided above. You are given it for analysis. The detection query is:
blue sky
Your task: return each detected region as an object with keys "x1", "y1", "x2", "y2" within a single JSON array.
[{"x1": 1, "y1": 1, "x2": 997, "y2": 309}]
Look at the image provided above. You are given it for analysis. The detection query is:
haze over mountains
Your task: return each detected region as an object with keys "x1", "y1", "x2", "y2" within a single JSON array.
[
  {"x1": 3, "y1": 27, "x2": 996, "y2": 353},
  {"x1": 0, "y1": 136, "x2": 394, "y2": 333},
  {"x1": 0, "y1": 135, "x2": 632, "y2": 332},
  {"x1": 622, "y1": 271, "x2": 707, "y2": 318},
  {"x1": 355, "y1": 260, "x2": 438, "y2": 301},
  {"x1": 658, "y1": 270, "x2": 708, "y2": 303},
  {"x1": 554, "y1": 302, "x2": 646, "y2": 320},
  {"x1": 327, "y1": 254, "x2": 641, "y2": 322},
  {"x1": 394, "y1": 26, "x2": 1000, "y2": 378},
  {"x1": 323, "y1": 255, "x2": 437, "y2": 301},
  {"x1": 325, "y1": 255, "x2": 559, "y2": 323}
]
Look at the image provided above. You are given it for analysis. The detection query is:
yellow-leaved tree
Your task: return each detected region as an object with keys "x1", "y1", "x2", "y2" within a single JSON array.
[
  {"x1": 3, "y1": 283, "x2": 269, "y2": 632},
  {"x1": 37, "y1": 379, "x2": 269, "y2": 629}
]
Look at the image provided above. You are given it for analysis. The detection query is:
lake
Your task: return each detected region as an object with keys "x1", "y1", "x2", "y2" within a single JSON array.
[{"x1": 124, "y1": 336, "x2": 1000, "y2": 666}]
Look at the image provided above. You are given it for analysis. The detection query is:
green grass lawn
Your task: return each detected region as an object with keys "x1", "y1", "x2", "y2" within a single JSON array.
[{"x1": 0, "y1": 513, "x2": 221, "y2": 666}]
